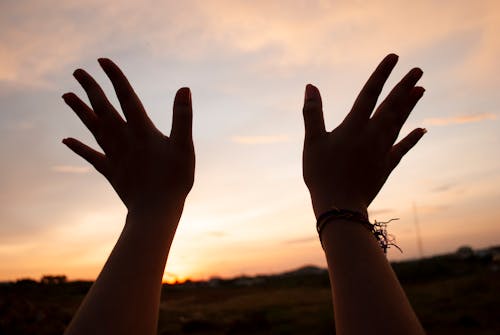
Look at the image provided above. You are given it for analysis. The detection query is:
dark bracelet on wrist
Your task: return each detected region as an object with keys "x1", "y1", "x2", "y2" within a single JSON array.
[{"x1": 316, "y1": 207, "x2": 402, "y2": 254}]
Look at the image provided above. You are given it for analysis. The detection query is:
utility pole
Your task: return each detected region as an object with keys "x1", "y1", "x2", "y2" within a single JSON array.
[{"x1": 413, "y1": 201, "x2": 424, "y2": 259}]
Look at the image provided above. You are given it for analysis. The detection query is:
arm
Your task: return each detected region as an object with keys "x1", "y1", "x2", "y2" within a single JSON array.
[
  {"x1": 302, "y1": 54, "x2": 426, "y2": 334},
  {"x1": 62, "y1": 58, "x2": 195, "y2": 334}
]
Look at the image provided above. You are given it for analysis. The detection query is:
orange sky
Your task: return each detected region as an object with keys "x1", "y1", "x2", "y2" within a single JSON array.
[{"x1": 1, "y1": 0, "x2": 499, "y2": 282}]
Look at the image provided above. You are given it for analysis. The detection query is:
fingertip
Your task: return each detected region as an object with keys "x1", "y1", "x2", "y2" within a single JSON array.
[
  {"x1": 171, "y1": 87, "x2": 193, "y2": 145},
  {"x1": 62, "y1": 92, "x2": 72, "y2": 100},
  {"x1": 305, "y1": 84, "x2": 320, "y2": 102},
  {"x1": 98, "y1": 58, "x2": 114, "y2": 70},
  {"x1": 62, "y1": 138, "x2": 72, "y2": 145},
  {"x1": 410, "y1": 127, "x2": 427, "y2": 138},
  {"x1": 410, "y1": 67, "x2": 424, "y2": 79},
  {"x1": 410, "y1": 86, "x2": 426, "y2": 99},
  {"x1": 73, "y1": 69, "x2": 84, "y2": 79},
  {"x1": 378, "y1": 54, "x2": 398, "y2": 72},
  {"x1": 386, "y1": 53, "x2": 399, "y2": 63},
  {"x1": 410, "y1": 128, "x2": 427, "y2": 143},
  {"x1": 175, "y1": 87, "x2": 192, "y2": 106},
  {"x1": 97, "y1": 57, "x2": 110, "y2": 64}
]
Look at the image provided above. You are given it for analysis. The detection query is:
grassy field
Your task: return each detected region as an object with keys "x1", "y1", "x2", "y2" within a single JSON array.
[{"x1": 1, "y1": 253, "x2": 499, "y2": 334}]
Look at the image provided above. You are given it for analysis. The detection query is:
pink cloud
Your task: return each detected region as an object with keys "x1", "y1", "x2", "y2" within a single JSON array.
[{"x1": 424, "y1": 113, "x2": 497, "y2": 126}]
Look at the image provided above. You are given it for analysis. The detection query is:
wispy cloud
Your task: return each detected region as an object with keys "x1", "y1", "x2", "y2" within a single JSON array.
[
  {"x1": 51, "y1": 165, "x2": 91, "y2": 174},
  {"x1": 424, "y1": 113, "x2": 497, "y2": 126},
  {"x1": 282, "y1": 236, "x2": 316, "y2": 245},
  {"x1": 431, "y1": 183, "x2": 455, "y2": 193},
  {"x1": 206, "y1": 231, "x2": 227, "y2": 237},
  {"x1": 369, "y1": 208, "x2": 395, "y2": 216},
  {"x1": 230, "y1": 135, "x2": 289, "y2": 144},
  {"x1": 4, "y1": 121, "x2": 35, "y2": 131}
]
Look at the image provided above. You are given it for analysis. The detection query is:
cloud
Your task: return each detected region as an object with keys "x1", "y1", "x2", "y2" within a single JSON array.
[
  {"x1": 2, "y1": 0, "x2": 499, "y2": 88},
  {"x1": 51, "y1": 165, "x2": 91, "y2": 174},
  {"x1": 431, "y1": 184, "x2": 455, "y2": 193},
  {"x1": 0, "y1": 1, "x2": 96, "y2": 88},
  {"x1": 424, "y1": 113, "x2": 497, "y2": 126},
  {"x1": 369, "y1": 208, "x2": 395, "y2": 216},
  {"x1": 206, "y1": 231, "x2": 227, "y2": 237},
  {"x1": 230, "y1": 135, "x2": 289, "y2": 144},
  {"x1": 282, "y1": 236, "x2": 317, "y2": 245},
  {"x1": 4, "y1": 121, "x2": 36, "y2": 131}
]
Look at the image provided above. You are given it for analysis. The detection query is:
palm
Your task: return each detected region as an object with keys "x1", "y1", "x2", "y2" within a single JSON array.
[
  {"x1": 62, "y1": 59, "x2": 194, "y2": 212},
  {"x1": 302, "y1": 54, "x2": 426, "y2": 218}
]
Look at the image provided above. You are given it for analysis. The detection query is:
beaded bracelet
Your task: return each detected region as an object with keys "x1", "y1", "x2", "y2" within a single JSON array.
[{"x1": 316, "y1": 208, "x2": 402, "y2": 254}]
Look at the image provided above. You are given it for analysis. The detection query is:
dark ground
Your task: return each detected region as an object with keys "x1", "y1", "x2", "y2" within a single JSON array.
[{"x1": 1, "y1": 251, "x2": 499, "y2": 334}]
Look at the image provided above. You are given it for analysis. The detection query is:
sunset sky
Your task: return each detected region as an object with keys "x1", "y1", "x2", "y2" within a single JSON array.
[{"x1": 1, "y1": 0, "x2": 499, "y2": 283}]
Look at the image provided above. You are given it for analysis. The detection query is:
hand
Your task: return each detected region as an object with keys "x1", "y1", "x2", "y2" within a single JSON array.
[
  {"x1": 302, "y1": 54, "x2": 426, "y2": 218},
  {"x1": 62, "y1": 59, "x2": 195, "y2": 213}
]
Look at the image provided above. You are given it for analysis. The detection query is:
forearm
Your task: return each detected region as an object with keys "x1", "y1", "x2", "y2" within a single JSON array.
[
  {"x1": 322, "y1": 218, "x2": 425, "y2": 335},
  {"x1": 65, "y1": 202, "x2": 184, "y2": 335}
]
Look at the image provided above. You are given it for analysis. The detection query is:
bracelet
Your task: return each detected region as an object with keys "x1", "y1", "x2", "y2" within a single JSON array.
[{"x1": 316, "y1": 207, "x2": 402, "y2": 254}]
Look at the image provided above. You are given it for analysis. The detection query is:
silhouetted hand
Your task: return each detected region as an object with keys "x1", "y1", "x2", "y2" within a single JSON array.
[
  {"x1": 302, "y1": 54, "x2": 426, "y2": 218},
  {"x1": 62, "y1": 59, "x2": 195, "y2": 213}
]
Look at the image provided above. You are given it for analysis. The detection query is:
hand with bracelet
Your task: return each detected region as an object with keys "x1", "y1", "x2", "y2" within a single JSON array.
[{"x1": 302, "y1": 54, "x2": 426, "y2": 334}]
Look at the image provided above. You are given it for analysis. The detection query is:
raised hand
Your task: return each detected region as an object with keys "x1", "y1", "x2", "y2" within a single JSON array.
[
  {"x1": 62, "y1": 59, "x2": 195, "y2": 213},
  {"x1": 302, "y1": 54, "x2": 426, "y2": 218},
  {"x1": 303, "y1": 54, "x2": 427, "y2": 335},
  {"x1": 62, "y1": 60, "x2": 195, "y2": 335}
]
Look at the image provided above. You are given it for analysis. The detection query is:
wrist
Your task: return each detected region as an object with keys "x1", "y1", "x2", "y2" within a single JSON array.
[
  {"x1": 311, "y1": 195, "x2": 368, "y2": 220},
  {"x1": 129, "y1": 192, "x2": 186, "y2": 212},
  {"x1": 321, "y1": 217, "x2": 374, "y2": 247},
  {"x1": 127, "y1": 197, "x2": 186, "y2": 227}
]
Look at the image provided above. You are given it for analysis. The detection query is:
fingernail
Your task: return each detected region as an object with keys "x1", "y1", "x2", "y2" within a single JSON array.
[
  {"x1": 411, "y1": 86, "x2": 425, "y2": 99},
  {"x1": 305, "y1": 84, "x2": 316, "y2": 101},
  {"x1": 175, "y1": 87, "x2": 191, "y2": 106},
  {"x1": 421, "y1": 128, "x2": 428, "y2": 134},
  {"x1": 97, "y1": 58, "x2": 110, "y2": 66},
  {"x1": 73, "y1": 69, "x2": 84, "y2": 79},
  {"x1": 387, "y1": 53, "x2": 399, "y2": 62},
  {"x1": 412, "y1": 67, "x2": 424, "y2": 78}
]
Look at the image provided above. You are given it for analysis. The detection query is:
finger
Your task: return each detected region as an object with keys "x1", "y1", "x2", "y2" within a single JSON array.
[
  {"x1": 62, "y1": 138, "x2": 108, "y2": 176},
  {"x1": 73, "y1": 68, "x2": 124, "y2": 124},
  {"x1": 372, "y1": 67, "x2": 423, "y2": 123},
  {"x1": 302, "y1": 84, "x2": 326, "y2": 140},
  {"x1": 98, "y1": 58, "x2": 153, "y2": 131},
  {"x1": 398, "y1": 86, "x2": 425, "y2": 126},
  {"x1": 62, "y1": 92, "x2": 98, "y2": 134},
  {"x1": 375, "y1": 85, "x2": 425, "y2": 148},
  {"x1": 170, "y1": 87, "x2": 193, "y2": 146},
  {"x1": 62, "y1": 92, "x2": 123, "y2": 157},
  {"x1": 343, "y1": 54, "x2": 399, "y2": 126},
  {"x1": 388, "y1": 128, "x2": 427, "y2": 170}
]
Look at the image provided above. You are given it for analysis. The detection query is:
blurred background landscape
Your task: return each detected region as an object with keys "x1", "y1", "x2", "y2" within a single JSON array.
[{"x1": 1, "y1": 245, "x2": 499, "y2": 334}]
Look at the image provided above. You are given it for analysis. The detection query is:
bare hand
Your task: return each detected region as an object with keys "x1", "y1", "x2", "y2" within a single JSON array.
[
  {"x1": 302, "y1": 54, "x2": 426, "y2": 218},
  {"x1": 62, "y1": 59, "x2": 195, "y2": 213}
]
